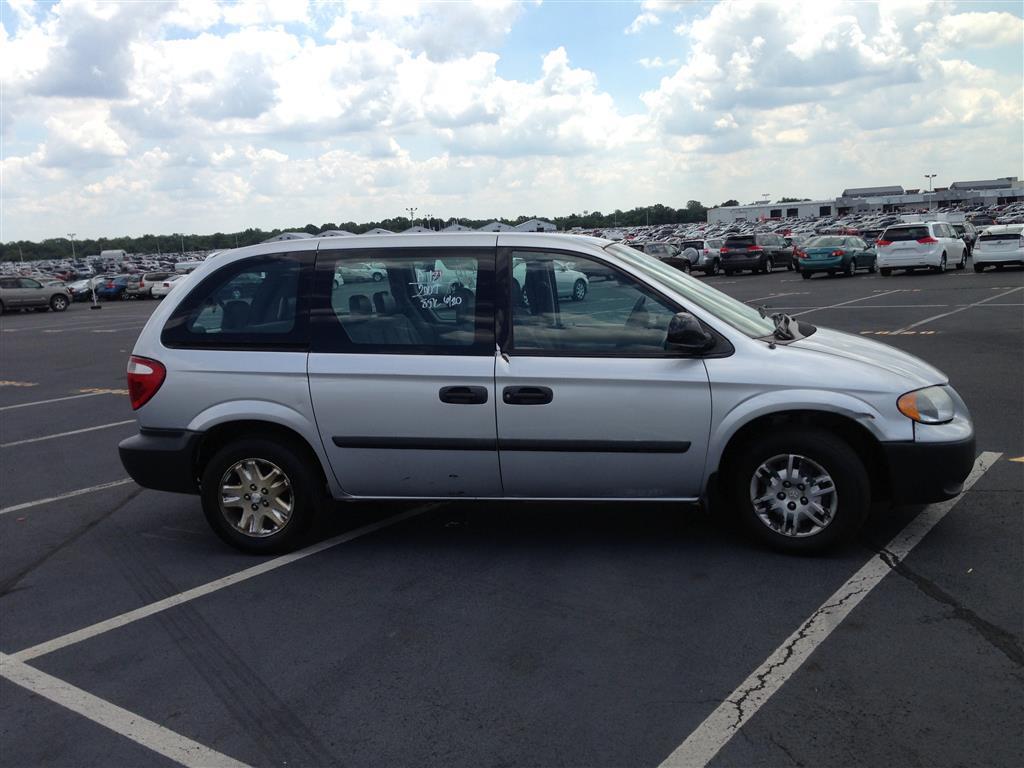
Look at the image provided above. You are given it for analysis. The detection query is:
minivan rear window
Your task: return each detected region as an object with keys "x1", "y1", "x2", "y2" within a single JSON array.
[
  {"x1": 162, "y1": 253, "x2": 311, "y2": 349},
  {"x1": 881, "y1": 226, "x2": 929, "y2": 241}
]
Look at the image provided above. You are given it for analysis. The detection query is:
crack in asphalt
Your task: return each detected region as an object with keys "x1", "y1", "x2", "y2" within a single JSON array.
[
  {"x1": 0, "y1": 486, "x2": 142, "y2": 598},
  {"x1": 767, "y1": 731, "x2": 804, "y2": 767},
  {"x1": 726, "y1": 579, "x2": 871, "y2": 730},
  {"x1": 876, "y1": 546, "x2": 1024, "y2": 668}
]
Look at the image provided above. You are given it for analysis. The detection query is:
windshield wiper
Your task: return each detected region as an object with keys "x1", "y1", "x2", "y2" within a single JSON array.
[
  {"x1": 770, "y1": 312, "x2": 797, "y2": 340},
  {"x1": 758, "y1": 304, "x2": 797, "y2": 340}
]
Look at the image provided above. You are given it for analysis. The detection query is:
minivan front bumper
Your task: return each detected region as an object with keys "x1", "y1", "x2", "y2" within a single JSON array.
[
  {"x1": 881, "y1": 435, "x2": 976, "y2": 503},
  {"x1": 119, "y1": 429, "x2": 201, "y2": 494}
]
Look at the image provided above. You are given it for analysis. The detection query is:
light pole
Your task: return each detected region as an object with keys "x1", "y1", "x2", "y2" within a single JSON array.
[
  {"x1": 924, "y1": 173, "x2": 937, "y2": 192},
  {"x1": 406, "y1": 207, "x2": 417, "y2": 227},
  {"x1": 66, "y1": 232, "x2": 77, "y2": 260},
  {"x1": 425, "y1": 213, "x2": 433, "y2": 230}
]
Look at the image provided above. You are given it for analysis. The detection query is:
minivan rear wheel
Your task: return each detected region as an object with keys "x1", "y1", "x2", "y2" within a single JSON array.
[
  {"x1": 725, "y1": 428, "x2": 870, "y2": 554},
  {"x1": 201, "y1": 438, "x2": 319, "y2": 554}
]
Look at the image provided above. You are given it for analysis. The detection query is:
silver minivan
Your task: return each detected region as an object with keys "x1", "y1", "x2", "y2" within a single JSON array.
[{"x1": 119, "y1": 234, "x2": 976, "y2": 554}]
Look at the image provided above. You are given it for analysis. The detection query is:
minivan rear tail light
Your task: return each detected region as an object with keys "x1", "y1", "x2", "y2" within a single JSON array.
[
  {"x1": 747, "y1": 246, "x2": 763, "y2": 252},
  {"x1": 917, "y1": 236, "x2": 938, "y2": 244},
  {"x1": 127, "y1": 356, "x2": 166, "y2": 410},
  {"x1": 875, "y1": 239, "x2": 892, "y2": 246}
]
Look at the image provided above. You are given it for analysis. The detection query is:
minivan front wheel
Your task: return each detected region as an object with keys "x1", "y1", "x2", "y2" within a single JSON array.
[
  {"x1": 726, "y1": 429, "x2": 869, "y2": 554},
  {"x1": 201, "y1": 438, "x2": 319, "y2": 554}
]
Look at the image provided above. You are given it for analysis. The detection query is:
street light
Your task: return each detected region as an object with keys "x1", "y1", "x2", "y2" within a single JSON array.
[
  {"x1": 405, "y1": 207, "x2": 417, "y2": 226},
  {"x1": 66, "y1": 232, "x2": 77, "y2": 260},
  {"x1": 924, "y1": 173, "x2": 937, "y2": 192}
]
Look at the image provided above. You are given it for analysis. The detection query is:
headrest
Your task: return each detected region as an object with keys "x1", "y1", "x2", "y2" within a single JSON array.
[{"x1": 349, "y1": 294, "x2": 372, "y2": 315}]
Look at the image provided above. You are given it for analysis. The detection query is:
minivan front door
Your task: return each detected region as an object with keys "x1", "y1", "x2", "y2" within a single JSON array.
[
  {"x1": 308, "y1": 244, "x2": 501, "y2": 498},
  {"x1": 494, "y1": 247, "x2": 712, "y2": 499}
]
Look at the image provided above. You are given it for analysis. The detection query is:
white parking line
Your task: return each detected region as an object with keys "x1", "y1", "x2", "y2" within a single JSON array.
[
  {"x1": 0, "y1": 419, "x2": 136, "y2": 448},
  {"x1": 0, "y1": 391, "x2": 108, "y2": 411},
  {"x1": 0, "y1": 479, "x2": 135, "y2": 516},
  {"x1": 0, "y1": 653, "x2": 250, "y2": 768},
  {"x1": 12, "y1": 502, "x2": 441, "y2": 661},
  {"x1": 894, "y1": 286, "x2": 1023, "y2": 332},
  {"x1": 789, "y1": 288, "x2": 904, "y2": 317},
  {"x1": 658, "y1": 451, "x2": 1002, "y2": 768}
]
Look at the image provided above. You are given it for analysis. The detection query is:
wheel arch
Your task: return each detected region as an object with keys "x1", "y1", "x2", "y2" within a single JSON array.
[
  {"x1": 186, "y1": 403, "x2": 342, "y2": 497},
  {"x1": 709, "y1": 408, "x2": 894, "y2": 503}
]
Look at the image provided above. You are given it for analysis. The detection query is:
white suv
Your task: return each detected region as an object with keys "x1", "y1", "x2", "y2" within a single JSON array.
[
  {"x1": 972, "y1": 225, "x2": 1024, "y2": 272},
  {"x1": 875, "y1": 222, "x2": 968, "y2": 275}
]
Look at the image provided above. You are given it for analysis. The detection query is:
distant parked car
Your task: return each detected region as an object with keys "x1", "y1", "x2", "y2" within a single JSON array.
[
  {"x1": 0, "y1": 276, "x2": 70, "y2": 313},
  {"x1": 152, "y1": 274, "x2": 187, "y2": 298},
  {"x1": 512, "y1": 257, "x2": 589, "y2": 305},
  {"x1": 972, "y1": 225, "x2": 1024, "y2": 272},
  {"x1": 643, "y1": 242, "x2": 691, "y2": 274},
  {"x1": 951, "y1": 222, "x2": 978, "y2": 255},
  {"x1": 679, "y1": 239, "x2": 723, "y2": 275},
  {"x1": 796, "y1": 236, "x2": 877, "y2": 279},
  {"x1": 126, "y1": 271, "x2": 174, "y2": 299},
  {"x1": 96, "y1": 276, "x2": 131, "y2": 300},
  {"x1": 719, "y1": 233, "x2": 789, "y2": 275},
  {"x1": 875, "y1": 222, "x2": 968, "y2": 275},
  {"x1": 69, "y1": 279, "x2": 94, "y2": 301}
]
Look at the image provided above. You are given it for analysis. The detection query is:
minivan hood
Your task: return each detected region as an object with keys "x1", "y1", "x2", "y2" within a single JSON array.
[{"x1": 791, "y1": 327, "x2": 946, "y2": 388}]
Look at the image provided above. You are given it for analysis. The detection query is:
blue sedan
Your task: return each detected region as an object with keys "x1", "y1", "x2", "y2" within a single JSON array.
[{"x1": 796, "y1": 236, "x2": 877, "y2": 278}]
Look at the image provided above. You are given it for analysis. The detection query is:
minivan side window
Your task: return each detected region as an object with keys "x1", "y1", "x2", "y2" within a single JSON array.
[
  {"x1": 162, "y1": 253, "x2": 311, "y2": 349},
  {"x1": 312, "y1": 248, "x2": 494, "y2": 355},
  {"x1": 508, "y1": 250, "x2": 679, "y2": 355}
]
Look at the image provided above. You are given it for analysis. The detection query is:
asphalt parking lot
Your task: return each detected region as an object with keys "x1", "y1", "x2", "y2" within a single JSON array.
[{"x1": 1, "y1": 267, "x2": 1022, "y2": 768}]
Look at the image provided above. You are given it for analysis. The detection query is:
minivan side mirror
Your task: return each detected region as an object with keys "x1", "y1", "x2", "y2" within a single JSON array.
[{"x1": 665, "y1": 312, "x2": 715, "y2": 353}]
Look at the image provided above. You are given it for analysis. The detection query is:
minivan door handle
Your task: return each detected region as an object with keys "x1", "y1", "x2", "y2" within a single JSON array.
[
  {"x1": 439, "y1": 385, "x2": 489, "y2": 405},
  {"x1": 502, "y1": 386, "x2": 553, "y2": 405}
]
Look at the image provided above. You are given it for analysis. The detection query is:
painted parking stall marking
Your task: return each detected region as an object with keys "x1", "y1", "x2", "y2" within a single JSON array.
[
  {"x1": 0, "y1": 479, "x2": 136, "y2": 516},
  {"x1": 0, "y1": 653, "x2": 250, "y2": 768},
  {"x1": 0, "y1": 419, "x2": 136, "y2": 448},
  {"x1": 12, "y1": 503, "x2": 442, "y2": 661},
  {"x1": 659, "y1": 452, "x2": 1002, "y2": 768}
]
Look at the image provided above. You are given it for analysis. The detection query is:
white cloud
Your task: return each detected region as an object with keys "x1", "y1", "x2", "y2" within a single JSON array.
[
  {"x1": 929, "y1": 11, "x2": 1024, "y2": 50},
  {"x1": 0, "y1": 0, "x2": 1021, "y2": 241},
  {"x1": 625, "y1": 12, "x2": 660, "y2": 35},
  {"x1": 637, "y1": 56, "x2": 679, "y2": 69}
]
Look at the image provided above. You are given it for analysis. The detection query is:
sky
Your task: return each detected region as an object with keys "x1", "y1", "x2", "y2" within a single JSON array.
[{"x1": 1, "y1": 0, "x2": 1022, "y2": 242}]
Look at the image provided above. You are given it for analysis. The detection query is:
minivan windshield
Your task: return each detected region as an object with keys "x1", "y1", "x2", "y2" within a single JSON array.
[{"x1": 604, "y1": 243, "x2": 776, "y2": 337}]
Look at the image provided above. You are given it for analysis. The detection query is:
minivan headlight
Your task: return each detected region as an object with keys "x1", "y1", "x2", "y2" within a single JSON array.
[{"x1": 897, "y1": 386, "x2": 955, "y2": 424}]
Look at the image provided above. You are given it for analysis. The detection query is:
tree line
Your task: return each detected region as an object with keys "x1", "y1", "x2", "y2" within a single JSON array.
[{"x1": 0, "y1": 200, "x2": 740, "y2": 263}]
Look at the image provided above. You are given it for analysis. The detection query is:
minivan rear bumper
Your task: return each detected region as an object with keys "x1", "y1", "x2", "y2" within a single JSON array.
[
  {"x1": 881, "y1": 436, "x2": 976, "y2": 504},
  {"x1": 119, "y1": 429, "x2": 201, "y2": 495}
]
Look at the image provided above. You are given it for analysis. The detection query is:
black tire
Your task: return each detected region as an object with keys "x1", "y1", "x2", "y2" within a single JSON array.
[
  {"x1": 50, "y1": 294, "x2": 69, "y2": 312},
  {"x1": 973, "y1": 263, "x2": 984, "y2": 273},
  {"x1": 786, "y1": 262, "x2": 793, "y2": 271},
  {"x1": 571, "y1": 279, "x2": 588, "y2": 301},
  {"x1": 956, "y1": 251, "x2": 966, "y2": 270},
  {"x1": 868, "y1": 263, "x2": 877, "y2": 273},
  {"x1": 880, "y1": 267, "x2": 892, "y2": 276},
  {"x1": 762, "y1": 258, "x2": 774, "y2": 274},
  {"x1": 844, "y1": 259, "x2": 856, "y2": 277},
  {"x1": 706, "y1": 259, "x2": 720, "y2": 276},
  {"x1": 932, "y1": 253, "x2": 947, "y2": 273},
  {"x1": 724, "y1": 428, "x2": 870, "y2": 554},
  {"x1": 801, "y1": 271, "x2": 812, "y2": 280},
  {"x1": 200, "y1": 437, "x2": 322, "y2": 554}
]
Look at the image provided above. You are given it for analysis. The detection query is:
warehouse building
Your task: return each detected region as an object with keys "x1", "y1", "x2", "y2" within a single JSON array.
[{"x1": 707, "y1": 177, "x2": 1023, "y2": 223}]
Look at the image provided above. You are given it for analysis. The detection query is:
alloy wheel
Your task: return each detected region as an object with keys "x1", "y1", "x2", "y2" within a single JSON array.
[
  {"x1": 218, "y1": 458, "x2": 293, "y2": 537},
  {"x1": 749, "y1": 453, "x2": 837, "y2": 538}
]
